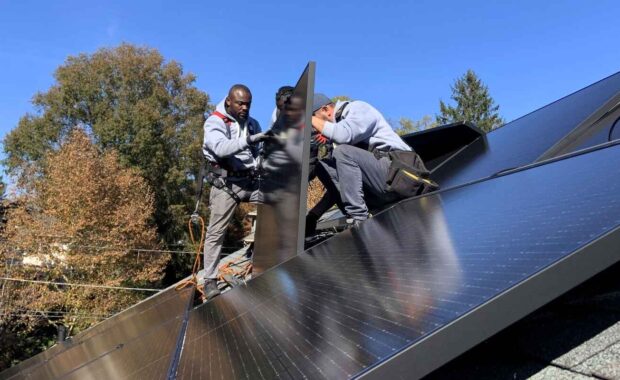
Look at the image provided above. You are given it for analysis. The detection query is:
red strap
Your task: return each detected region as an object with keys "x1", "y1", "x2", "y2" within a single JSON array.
[{"x1": 212, "y1": 111, "x2": 232, "y2": 125}]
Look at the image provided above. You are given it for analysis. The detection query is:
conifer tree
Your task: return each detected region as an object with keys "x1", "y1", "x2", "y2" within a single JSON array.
[{"x1": 437, "y1": 69, "x2": 504, "y2": 133}]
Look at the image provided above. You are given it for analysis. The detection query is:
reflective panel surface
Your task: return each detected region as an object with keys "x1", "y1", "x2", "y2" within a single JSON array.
[
  {"x1": 2, "y1": 287, "x2": 192, "y2": 380},
  {"x1": 253, "y1": 63, "x2": 314, "y2": 274},
  {"x1": 176, "y1": 144, "x2": 620, "y2": 379},
  {"x1": 434, "y1": 71, "x2": 620, "y2": 188}
]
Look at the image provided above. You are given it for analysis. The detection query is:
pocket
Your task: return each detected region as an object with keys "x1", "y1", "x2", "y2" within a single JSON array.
[{"x1": 388, "y1": 167, "x2": 439, "y2": 198}]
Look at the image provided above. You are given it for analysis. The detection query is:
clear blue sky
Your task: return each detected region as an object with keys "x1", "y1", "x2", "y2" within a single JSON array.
[{"x1": 1, "y1": 0, "x2": 619, "y2": 166}]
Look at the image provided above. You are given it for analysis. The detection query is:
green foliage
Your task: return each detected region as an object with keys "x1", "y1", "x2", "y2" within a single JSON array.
[
  {"x1": 2, "y1": 44, "x2": 210, "y2": 276},
  {"x1": 395, "y1": 115, "x2": 437, "y2": 136},
  {"x1": 437, "y1": 69, "x2": 504, "y2": 133},
  {"x1": 331, "y1": 95, "x2": 351, "y2": 103}
]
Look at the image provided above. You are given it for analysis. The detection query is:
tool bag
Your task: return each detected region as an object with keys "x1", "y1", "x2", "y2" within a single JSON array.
[{"x1": 386, "y1": 151, "x2": 439, "y2": 197}]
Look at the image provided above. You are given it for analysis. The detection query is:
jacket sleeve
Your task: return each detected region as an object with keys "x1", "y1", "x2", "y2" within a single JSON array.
[
  {"x1": 203, "y1": 116, "x2": 249, "y2": 158},
  {"x1": 321, "y1": 102, "x2": 375, "y2": 145}
]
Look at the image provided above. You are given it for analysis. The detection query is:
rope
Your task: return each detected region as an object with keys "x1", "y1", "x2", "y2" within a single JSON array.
[
  {"x1": 175, "y1": 215, "x2": 206, "y2": 301},
  {"x1": 0, "y1": 277, "x2": 160, "y2": 292},
  {"x1": 217, "y1": 258, "x2": 252, "y2": 285}
]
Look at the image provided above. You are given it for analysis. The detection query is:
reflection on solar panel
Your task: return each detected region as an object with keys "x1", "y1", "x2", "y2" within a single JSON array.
[
  {"x1": 252, "y1": 63, "x2": 314, "y2": 274},
  {"x1": 4, "y1": 67, "x2": 620, "y2": 380},
  {"x1": 2, "y1": 287, "x2": 193, "y2": 380},
  {"x1": 175, "y1": 142, "x2": 620, "y2": 379},
  {"x1": 433, "y1": 71, "x2": 620, "y2": 188}
]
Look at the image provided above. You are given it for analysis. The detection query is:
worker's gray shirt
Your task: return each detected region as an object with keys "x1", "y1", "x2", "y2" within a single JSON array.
[
  {"x1": 202, "y1": 98, "x2": 261, "y2": 171},
  {"x1": 321, "y1": 100, "x2": 411, "y2": 152}
]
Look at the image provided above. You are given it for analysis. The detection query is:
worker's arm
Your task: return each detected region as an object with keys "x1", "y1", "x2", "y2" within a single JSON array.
[
  {"x1": 313, "y1": 102, "x2": 375, "y2": 145},
  {"x1": 203, "y1": 117, "x2": 250, "y2": 158}
]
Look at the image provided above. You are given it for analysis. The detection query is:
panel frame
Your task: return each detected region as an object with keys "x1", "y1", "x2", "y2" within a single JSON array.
[
  {"x1": 295, "y1": 61, "x2": 315, "y2": 255},
  {"x1": 537, "y1": 91, "x2": 620, "y2": 161}
]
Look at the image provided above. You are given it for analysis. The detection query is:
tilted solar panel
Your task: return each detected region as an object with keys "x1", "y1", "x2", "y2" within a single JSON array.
[
  {"x1": 1, "y1": 287, "x2": 193, "y2": 380},
  {"x1": 252, "y1": 62, "x2": 314, "y2": 274},
  {"x1": 174, "y1": 142, "x2": 620, "y2": 379},
  {"x1": 433, "y1": 71, "x2": 620, "y2": 189}
]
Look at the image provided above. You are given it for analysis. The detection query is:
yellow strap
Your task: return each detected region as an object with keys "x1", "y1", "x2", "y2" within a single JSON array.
[{"x1": 402, "y1": 169, "x2": 434, "y2": 185}]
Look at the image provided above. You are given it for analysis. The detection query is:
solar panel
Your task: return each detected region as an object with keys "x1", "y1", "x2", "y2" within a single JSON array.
[
  {"x1": 2, "y1": 287, "x2": 193, "y2": 380},
  {"x1": 400, "y1": 122, "x2": 483, "y2": 171},
  {"x1": 433, "y1": 71, "x2": 620, "y2": 188},
  {"x1": 252, "y1": 63, "x2": 315, "y2": 274},
  {"x1": 174, "y1": 142, "x2": 620, "y2": 379}
]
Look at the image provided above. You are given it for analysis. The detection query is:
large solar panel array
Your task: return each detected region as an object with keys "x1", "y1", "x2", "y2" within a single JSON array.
[
  {"x1": 252, "y1": 63, "x2": 314, "y2": 274},
  {"x1": 432, "y1": 71, "x2": 620, "y2": 188},
  {"x1": 3, "y1": 67, "x2": 620, "y2": 380},
  {"x1": 174, "y1": 142, "x2": 620, "y2": 379}
]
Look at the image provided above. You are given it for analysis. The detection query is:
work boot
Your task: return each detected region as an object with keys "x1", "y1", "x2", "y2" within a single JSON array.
[
  {"x1": 342, "y1": 217, "x2": 365, "y2": 230},
  {"x1": 203, "y1": 279, "x2": 221, "y2": 301}
]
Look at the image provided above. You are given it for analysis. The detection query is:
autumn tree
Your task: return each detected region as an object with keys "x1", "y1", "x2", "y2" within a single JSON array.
[
  {"x1": 437, "y1": 69, "x2": 504, "y2": 133},
  {"x1": 1, "y1": 130, "x2": 167, "y2": 354},
  {"x1": 2, "y1": 44, "x2": 210, "y2": 275}
]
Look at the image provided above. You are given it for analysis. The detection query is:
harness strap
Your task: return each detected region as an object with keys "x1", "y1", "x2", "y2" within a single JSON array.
[
  {"x1": 212, "y1": 111, "x2": 232, "y2": 125},
  {"x1": 335, "y1": 102, "x2": 350, "y2": 122}
]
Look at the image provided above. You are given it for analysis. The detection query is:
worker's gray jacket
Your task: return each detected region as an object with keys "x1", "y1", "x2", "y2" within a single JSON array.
[
  {"x1": 202, "y1": 98, "x2": 261, "y2": 171},
  {"x1": 321, "y1": 100, "x2": 411, "y2": 152}
]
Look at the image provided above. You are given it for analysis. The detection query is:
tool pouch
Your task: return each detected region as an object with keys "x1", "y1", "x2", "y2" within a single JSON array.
[{"x1": 386, "y1": 151, "x2": 439, "y2": 197}]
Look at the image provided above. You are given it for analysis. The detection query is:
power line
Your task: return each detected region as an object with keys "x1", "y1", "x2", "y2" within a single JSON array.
[
  {"x1": 0, "y1": 277, "x2": 161, "y2": 292},
  {"x1": 1, "y1": 240, "x2": 241, "y2": 255},
  {"x1": 1, "y1": 308, "x2": 111, "y2": 318},
  {"x1": 2, "y1": 310, "x2": 108, "y2": 320}
]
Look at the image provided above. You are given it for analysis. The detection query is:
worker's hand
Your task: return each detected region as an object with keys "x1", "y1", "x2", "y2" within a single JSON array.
[
  {"x1": 246, "y1": 132, "x2": 273, "y2": 145},
  {"x1": 312, "y1": 116, "x2": 326, "y2": 133}
]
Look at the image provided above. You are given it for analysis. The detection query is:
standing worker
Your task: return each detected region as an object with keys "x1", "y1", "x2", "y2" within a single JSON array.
[{"x1": 201, "y1": 84, "x2": 271, "y2": 300}]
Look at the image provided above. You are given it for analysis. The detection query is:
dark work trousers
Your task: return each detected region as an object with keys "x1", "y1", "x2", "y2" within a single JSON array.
[
  {"x1": 318, "y1": 145, "x2": 401, "y2": 220},
  {"x1": 203, "y1": 177, "x2": 261, "y2": 280}
]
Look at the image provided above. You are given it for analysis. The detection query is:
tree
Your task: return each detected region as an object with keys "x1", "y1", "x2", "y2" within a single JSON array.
[
  {"x1": 437, "y1": 69, "x2": 504, "y2": 133},
  {"x1": 395, "y1": 115, "x2": 437, "y2": 136},
  {"x1": 1, "y1": 129, "x2": 167, "y2": 365},
  {"x1": 2, "y1": 44, "x2": 210, "y2": 276},
  {"x1": 331, "y1": 95, "x2": 351, "y2": 103}
]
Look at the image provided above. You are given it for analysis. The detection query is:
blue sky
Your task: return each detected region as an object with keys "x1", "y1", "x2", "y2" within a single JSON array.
[{"x1": 1, "y1": 0, "x2": 619, "y2": 168}]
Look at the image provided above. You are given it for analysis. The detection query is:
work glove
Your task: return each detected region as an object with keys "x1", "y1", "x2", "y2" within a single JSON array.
[
  {"x1": 314, "y1": 133, "x2": 328, "y2": 144},
  {"x1": 246, "y1": 132, "x2": 273, "y2": 145}
]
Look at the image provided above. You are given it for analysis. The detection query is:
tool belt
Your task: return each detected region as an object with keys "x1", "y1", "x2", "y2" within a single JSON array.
[
  {"x1": 205, "y1": 161, "x2": 243, "y2": 203},
  {"x1": 384, "y1": 150, "x2": 440, "y2": 198},
  {"x1": 227, "y1": 169, "x2": 257, "y2": 179}
]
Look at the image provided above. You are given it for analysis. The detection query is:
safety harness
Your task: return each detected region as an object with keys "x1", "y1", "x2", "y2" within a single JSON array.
[{"x1": 202, "y1": 111, "x2": 260, "y2": 204}]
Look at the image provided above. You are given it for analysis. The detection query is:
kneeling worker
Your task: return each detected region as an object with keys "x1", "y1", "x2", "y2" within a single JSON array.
[
  {"x1": 309, "y1": 94, "x2": 414, "y2": 225},
  {"x1": 202, "y1": 84, "x2": 271, "y2": 300}
]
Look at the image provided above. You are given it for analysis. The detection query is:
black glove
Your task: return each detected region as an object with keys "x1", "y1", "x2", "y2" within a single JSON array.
[{"x1": 246, "y1": 132, "x2": 272, "y2": 145}]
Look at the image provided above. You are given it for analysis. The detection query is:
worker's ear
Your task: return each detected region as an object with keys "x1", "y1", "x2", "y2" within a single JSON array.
[
  {"x1": 225, "y1": 96, "x2": 230, "y2": 108},
  {"x1": 326, "y1": 104, "x2": 335, "y2": 121}
]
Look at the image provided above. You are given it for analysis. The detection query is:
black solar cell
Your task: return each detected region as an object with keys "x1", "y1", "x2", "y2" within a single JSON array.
[
  {"x1": 2, "y1": 287, "x2": 193, "y2": 380},
  {"x1": 176, "y1": 143, "x2": 620, "y2": 379},
  {"x1": 433, "y1": 71, "x2": 620, "y2": 188}
]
